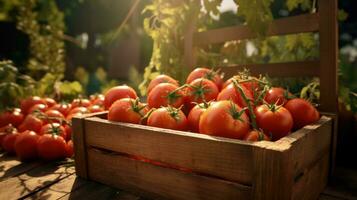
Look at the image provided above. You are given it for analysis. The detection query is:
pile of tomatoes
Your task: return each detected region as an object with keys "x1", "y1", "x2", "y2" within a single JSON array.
[
  {"x1": 106, "y1": 68, "x2": 320, "y2": 141},
  {"x1": 0, "y1": 95, "x2": 105, "y2": 161}
]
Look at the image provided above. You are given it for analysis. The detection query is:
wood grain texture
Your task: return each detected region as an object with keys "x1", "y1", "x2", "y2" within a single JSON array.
[
  {"x1": 284, "y1": 116, "x2": 332, "y2": 176},
  {"x1": 292, "y1": 153, "x2": 330, "y2": 200},
  {"x1": 85, "y1": 117, "x2": 253, "y2": 185},
  {"x1": 87, "y1": 148, "x2": 252, "y2": 200},
  {"x1": 252, "y1": 141, "x2": 294, "y2": 200},
  {"x1": 194, "y1": 13, "x2": 319, "y2": 46},
  {"x1": 72, "y1": 116, "x2": 88, "y2": 179},
  {"x1": 217, "y1": 60, "x2": 319, "y2": 78},
  {"x1": 318, "y1": 0, "x2": 338, "y2": 113},
  {"x1": 0, "y1": 161, "x2": 74, "y2": 200}
]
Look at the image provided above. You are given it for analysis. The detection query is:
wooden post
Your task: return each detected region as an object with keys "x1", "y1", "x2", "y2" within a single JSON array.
[
  {"x1": 252, "y1": 141, "x2": 294, "y2": 200},
  {"x1": 72, "y1": 116, "x2": 88, "y2": 179},
  {"x1": 318, "y1": 0, "x2": 338, "y2": 113}
]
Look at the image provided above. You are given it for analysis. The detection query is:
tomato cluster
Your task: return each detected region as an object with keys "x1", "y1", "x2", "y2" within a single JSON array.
[
  {"x1": 107, "y1": 68, "x2": 320, "y2": 142},
  {"x1": 0, "y1": 95, "x2": 105, "y2": 161}
]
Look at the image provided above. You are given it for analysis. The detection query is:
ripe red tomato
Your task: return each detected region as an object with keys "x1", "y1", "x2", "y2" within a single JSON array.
[
  {"x1": 1, "y1": 127, "x2": 18, "y2": 154},
  {"x1": 186, "y1": 78, "x2": 219, "y2": 104},
  {"x1": 28, "y1": 103, "x2": 48, "y2": 114},
  {"x1": 264, "y1": 87, "x2": 290, "y2": 105},
  {"x1": 18, "y1": 114, "x2": 43, "y2": 133},
  {"x1": 255, "y1": 104, "x2": 293, "y2": 140},
  {"x1": 90, "y1": 94, "x2": 105, "y2": 106},
  {"x1": 244, "y1": 130, "x2": 270, "y2": 141},
  {"x1": 43, "y1": 98, "x2": 57, "y2": 107},
  {"x1": 147, "y1": 83, "x2": 185, "y2": 108},
  {"x1": 187, "y1": 102, "x2": 210, "y2": 133},
  {"x1": 104, "y1": 85, "x2": 138, "y2": 110},
  {"x1": 0, "y1": 125, "x2": 12, "y2": 146},
  {"x1": 147, "y1": 75, "x2": 179, "y2": 95},
  {"x1": 284, "y1": 98, "x2": 320, "y2": 130},
  {"x1": 39, "y1": 123, "x2": 67, "y2": 139},
  {"x1": 199, "y1": 101, "x2": 250, "y2": 139},
  {"x1": 14, "y1": 131, "x2": 39, "y2": 160},
  {"x1": 65, "y1": 140, "x2": 74, "y2": 158},
  {"x1": 217, "y1": 83, "x2": 254, "y2": 110},
  {"x1": 108, "y1": 98, "x2": 148, "y2": 124},
  {"x1": 147, "y1": 107, "x2": 188, "y2": 131},
  {"x1": 20, "y1": 96, "x2": 46, "y2": 115},
  {"x1": 37, "y1": 134, "x2": 67, "y2": 160},
  {"x1": 88, "y1": 105, "x2": 104, "y2": 113},
  {"x1": 186, "y1": 68, "x2": 224, "y2": 90},
  {"x1": 0, "y1": 108, "x2": 24, "y2": 127},
  {"x1": 44, "y1": 109, "x2": 65, "y2": 124},
  {"x1": 50, "y1": 103, "x2": 72, "y2": 116},
  {"x1": 71, "y1": 98, "x2": 91, "y2": 108}
]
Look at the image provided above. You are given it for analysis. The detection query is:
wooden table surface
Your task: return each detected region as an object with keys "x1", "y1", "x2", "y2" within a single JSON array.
[{"x1": 0, "y1": 153, "x2": 356, "y2": 200}]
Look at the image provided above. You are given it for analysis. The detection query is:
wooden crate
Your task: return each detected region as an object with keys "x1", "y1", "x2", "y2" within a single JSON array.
[
  {"x1": 73, "y1": 0, "x2": 338, "y2": 199},
  {"x1": 73, "y1": 112, "x2": 334, "y2": 200}
]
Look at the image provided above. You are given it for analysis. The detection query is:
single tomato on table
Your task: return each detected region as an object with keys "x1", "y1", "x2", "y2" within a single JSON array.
[
  {"x1": 0, "y1": 108, "x2": 24, "y2": 127},
  {"x1": 39, "y1": 123, "x2": 67, "y2": 140},
  {"x1": 37, "y1": 134, "x2": 67, "y2": 160},
  {"x1": 1, "y1": 126, "x2": 19, "y2": 154},
  {"x1": 14, "y1": 130, "x2": 39, "y2": 161},
  {"x1": 18, "y1": 114, "x2": 43, "y2": 133}
]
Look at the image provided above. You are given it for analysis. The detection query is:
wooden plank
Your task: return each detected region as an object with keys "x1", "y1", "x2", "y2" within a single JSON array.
[
  {"x1": 0, "y1": 160, "x2": 75, "y2": 200},
  {"x1": 87, "y1": 148, "x2": 252, "y2": 200},
  {"x1": 194, "y1": 13, "x2": 319, "y2": 46},
  {"x1": 217, "y1": 60, "x2": 319, "y2": 78},
  {"x1": 25, "y1": 174, "x2": 87, "y2": 200},
  {"x1": 292, "y1": 153, "x2": 329, "y2": 200},
  {"x1": 0, "y1": 155, "x2": 43, "y2": 181},
  {"x1": 85, "y1": 117, "x2": 254, "y2": 185},
  {"x1": 183, "y1": 7, "x2": 198, "y2": 69},
  {"x1": 252, "y1": 141, "x2": 294, "y2": 200},
  {"x1": 72, "y1": 116, "x2": 88, "y2": 179},
  {"x1": 285, "y1": 116, "x2": 332, "y2": 176},
  {"x1": 318, "y1": 0, "x2": 338, "y2": 113}
]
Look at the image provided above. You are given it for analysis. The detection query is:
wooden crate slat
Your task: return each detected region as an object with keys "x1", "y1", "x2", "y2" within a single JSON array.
[
  {"x1": 72, "y1": 116, "x2": 88, "y2": 179},
  {"x1": 218, "y1": 60, "x2": 319, "y2": 78},
  {"x1": 87, "y1": 148, "x2": 252, "y2": 200},
  {"x1": 252, "y1": 141, "x2": 294, "y2": 200},
  {"x1": 0, "y1": 161, "x2": 75, "y2": 200},
  {"x1": 292, "y1": 153, "x2": 329, "y2": 200},
  {"x1": 84, "y1": 117, "x2": 254, "y2": 185},
  {"x1": 85, "y1": 117, "x2": 254, "y2": 185},
  {"x1": 194, "y1": 13, "x2": 319, "y2": 46},
  {"x1": 285, "y1": 116, "x2": 332, "y2": 176},
  {"x1": 318, "y1": 0, "x2": 338, "y2": 113}
]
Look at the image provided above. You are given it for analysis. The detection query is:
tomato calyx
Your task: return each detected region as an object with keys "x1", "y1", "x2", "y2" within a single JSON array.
[
  {"x1": 193, "y1": 100, "x2": 211, "y2": 109},
  {"x1": 130, "y1": 98, "x2": 148, "y2": 117},
  {"x1": 165, "y1": 106, "x2": 183, "y2": 121},
  {"x1": 204, "y1": 68, "x2": 224, "y2": 81},
  {"x1": 188, "y1": 80, "x2": 212, "y2": 101},
  {"x1": 166, "y1": 84, "x2": 186, "y2": 105},
  {"x1": 227, "y1": 101, "x2": 246, "y2": 122},
  {"x1": 266, "y1": 102, "x2": 283, "y2": 113}
]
